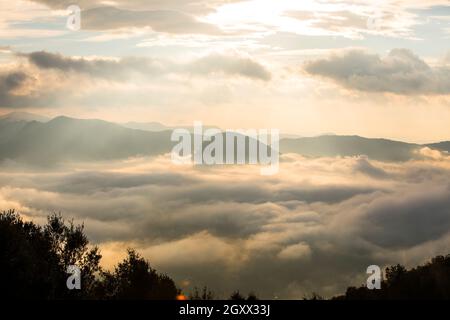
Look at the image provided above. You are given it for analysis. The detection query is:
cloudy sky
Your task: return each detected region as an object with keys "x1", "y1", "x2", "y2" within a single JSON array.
[
  {"x1": 1, "y1": 0, "x2": 450, "y2": 142},
  {"x1": 1, "y1": 0, "x2": 450, "y2": 299}
]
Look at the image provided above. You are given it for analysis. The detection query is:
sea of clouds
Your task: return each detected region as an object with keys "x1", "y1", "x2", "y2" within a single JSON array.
[{"x1": 1, "y1": 148, "x2": 449, "y2": 298}]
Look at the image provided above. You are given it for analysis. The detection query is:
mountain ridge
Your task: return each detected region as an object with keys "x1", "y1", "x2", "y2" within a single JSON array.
[{"x1": 0, "y1": 115, "x2": 448, "y2": 165}]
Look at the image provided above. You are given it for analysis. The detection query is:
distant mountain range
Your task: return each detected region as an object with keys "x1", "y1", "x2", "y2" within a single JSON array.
[
  {"x1": 121, "y1": 121, "x2": 171, "y2": 132},
  {"x1": 280, "y1": 135, "x2": 421, "y2": 162},
  {"x1": 0, "y1": 115, "x2": 173, "y2": 165},
  {"x1": 0, "y1": 112, "x2": 448, "y2": 165},
  {"x1": 0, "y1": 111, "x2": 50, "y2": 123}
]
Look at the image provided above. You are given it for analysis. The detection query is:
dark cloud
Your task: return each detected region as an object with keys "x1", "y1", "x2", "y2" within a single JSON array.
[
  {"x1": 0, "y1": 71, "x2": 29, "y2": 92},
  {"x1": 23, "y1": 51, "x2": 165, "y2": 78},
  {"x1": 138, "y1": 202, "x2": 278, "y2": 240},
  {"x1": 276, "y1": 185, "x2": 378, "y2": 204},
  {"x1": 359, "y1": 186, "x2": 450, "y2": 248},
  {"x1": 154, "y1": 181, "x2": 378, "y2": 206},
  {"x1": 22, "y1": 50, "x2": 271, "y2": 81},
  {"x1": 304, "y1": 49, "x2": 450, "y2": 95},
  {"x1": 353, "y1": 156, "x2": 389, "y2": 179},
  {"x1": 38, "y1": 171, "x2": 198, "y2": 194},
  {"x1": 189, "y1": 53, "x2": 272, "y2": 81},
  {"x1": 286, "y1": 10, "x2": 398, "y2": 35},
  {"x1": 0, "y1": 71, "x2": 54, "y2": 108},
  {"x1": 0, "y1": 72, "x2": 28, "y2": 107}
]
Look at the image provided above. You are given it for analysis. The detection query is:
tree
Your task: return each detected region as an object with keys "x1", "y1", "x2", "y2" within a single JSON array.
[
  {"x1": 303, "y1": 292, "x2": 324, "y2": 300},
  {"x1": 0, "y1": 210, "x2": 100, "y2": 299},
  {"x1": 0, "y1": 210, "x2": 179, "y2": 300},
  {"x1": 335, "y1": 255, "x2": 450, "y2": 300},
  {"x1": 98, "y1": 249, "x2": 178, "y2": 300},
  {"x1": 229, "y1": 290, "x2": 258, "y2": 300},
  {"x1": 189, "y1": 286, "x2": 215, "y2": 300},
  {"x1": 44, "y1": 213, "x2": 102, "y2": 298}
]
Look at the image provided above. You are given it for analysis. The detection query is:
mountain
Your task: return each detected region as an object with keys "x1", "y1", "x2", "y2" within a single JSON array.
[
  {"x1": 0, "y1": 118, "x2": 28, "y2": 144},
  {"x1": 121, "y1": 121, "x2": 170, "y2": 132},
  {"x1": 0, "y1": 116, "x2": 268, "y2": 166},
  {"x1": 0, "y1": 116, "x2": 448, "y2": 166},
  {"x1": 0, "y1": 111, "x2": 50, "y2": 123},
  {"x1": 426, "y1": 141, "x2": 450, "y2": 153},
  {"x1": 0, "y1": 116, "x2": 174, "y2": 165},
  {"x1": 122, "y1": 121, "x2": 217, "y2": 133},
  {"x1": 280, "y1": 135, "x2": 420, "y2": 162}
]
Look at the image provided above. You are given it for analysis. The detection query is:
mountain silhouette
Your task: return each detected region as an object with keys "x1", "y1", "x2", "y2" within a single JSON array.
[
  {"x1": 0, "y1": 111, "x2": 50, "y2": 123},
  {"x1": 0, "y1": 114, "x2": 448, "y2": 165},
  {"x1": 279, "y1": 135, "x2": 420, "y2": 162},
  {"x1": 0, "y1": 116, "x2": 173, "y2": 165}
]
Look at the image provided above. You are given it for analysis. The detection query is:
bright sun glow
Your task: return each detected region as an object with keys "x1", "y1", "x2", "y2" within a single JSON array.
[
  {"x1": 204, "y1": 0, "x2": 383, "y2": 37},
  {"x1": 205, "y1": 0, "x2": 327, "y2": 33}
]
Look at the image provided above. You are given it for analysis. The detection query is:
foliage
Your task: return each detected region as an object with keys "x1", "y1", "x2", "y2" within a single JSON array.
[
  {"x1": 189, "y1": 286, "x2": 215, "y2": 300},
  {"x1": 3, "y1": 209, "x2": 450, "y2": 300},
  {"x1": 334, "y1": 255, "x2": 450, "y2": 300},
  {"x1": 0, "y1": 210, "x2": 177, "y2": 300}
]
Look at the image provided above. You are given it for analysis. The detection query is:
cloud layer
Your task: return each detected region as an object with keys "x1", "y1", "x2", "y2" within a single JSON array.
[
  {"x1": 1, "y1": 151, "x2": 450, "y2": 298},
  {"x1": 0, "y1": 50, "x2": 271, "y2": 109}
]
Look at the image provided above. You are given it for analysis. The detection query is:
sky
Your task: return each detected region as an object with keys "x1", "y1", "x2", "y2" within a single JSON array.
[{"x1": 0, "y1": 0, "x2": 449, "y2": 142}]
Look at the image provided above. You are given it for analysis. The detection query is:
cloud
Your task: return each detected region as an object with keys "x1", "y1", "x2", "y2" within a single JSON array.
[
  {"x1": 357, "y1": 186, "x2": 450, "y2": 248},
  {"x1": 353, "y1": 156, "x2": 389, "y2": 179},
  {"x1": 140, "y1": 231, "x2": 240, "y2": 267},
  {"x1": 0, "y1": 67, "x2": 71, "y2": 109},
  {"x1": 37, "y1": 171, "x2": 199, "y2": 194},
  {"x1": 23, "y1": 51, "x2": 166, "y2": 78},
  {"x1": 417, "y1": 147, "x2": 450, "y2": 161},
  {"x1": 0, "y1": 70, "x2": 50, "y2": 108},
  {"x1": 81, "y1": 6, "x2": 221, "y2": 35},
  {"x1": 2, "y1": 153, "x2": 450, "y2": 298},
  {"x1": 22, "y1": 50, "x2": 271, "y2": 81},
  {"x1": 29, "y1": 0, "x2": 233, "y2": 14},
  {"x1": 0, "y1": 46, "x2": 12, "y2": 54},
  {"x1": 304, "y1": 49, "x2": 450, "y2": 95},
  {"x1": 0, "y1": 71, "x2": 30, "y2": 92},
  {"x1": 444, "y1": 52, "x2": 450, "y2": 65},
  {"x1": 188, "y1": 53, "x2": 272, "y2": 81},
  {"x1": 285, "y1": 7, "x2": 415, "y2": 39},
  {"x1": 26, "y1": 0, "x2": 237, "y2": 34},
  {"x1": 0, "y1": 50, "x2": 271, "y2": 108},
  {"x1": 277, "y1": 242, "x2": 311, "y2": 260}
]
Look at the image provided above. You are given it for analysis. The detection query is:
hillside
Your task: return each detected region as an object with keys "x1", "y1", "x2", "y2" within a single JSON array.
[{"x1": 0, "y1": 114, "x2": 448, "y2": 165}]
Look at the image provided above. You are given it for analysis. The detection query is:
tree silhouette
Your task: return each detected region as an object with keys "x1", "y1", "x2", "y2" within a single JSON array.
[
  {"x1": 229, "y1": 290, "x2": 258, "y2": 300},
  {"x1": 0, "y1": 210, "x2": 100, "y2": 299},
  {"x1": 44, "y1": 213, "x2": 102, "y2": 298},
  {"x1": 0, "y1": 210, "x2": 178, "y2": 300},
  {"x1": 3, "y1": 209, "x2": 450, "y2": 300},
  {"x1": 98, "y1": 249, "x2": 178, "y2": 300},
  {"x1": 189, "y1": 286, "x2": 215, "y2": 300},
  {"x1": 334, "y1": 255, "x2": 450, "y2": 300},
  {"x1": 303, "y1": 292, "x2": 324, "y2": 300}
]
